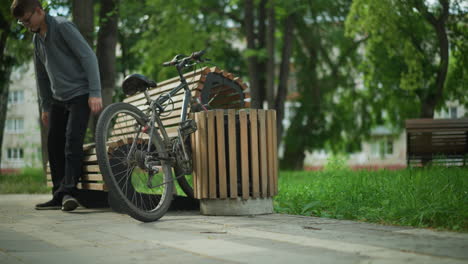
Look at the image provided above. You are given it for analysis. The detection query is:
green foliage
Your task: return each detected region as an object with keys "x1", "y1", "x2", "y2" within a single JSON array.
[
  {"x1": 0, "y1": 168, "x2": 50, "y2": 194},
  {"x1": 0, "y1": 4, "x2": 33, "y2": 70},
  {"x1": 127, "y1": 0, "x2": 245, "y2": 82},
  {"x1": 274, "y1": 167, "x2": 468, "y2": 232},
  {"x1": 323, "y1": 154, "x2": 349, "y2": 171},
  {"x1": 345, "y1": 0, "x2": 467, "y2": 117},
  {"x1": 444, "y1": 10, "x2": 468, "y2": 111}
]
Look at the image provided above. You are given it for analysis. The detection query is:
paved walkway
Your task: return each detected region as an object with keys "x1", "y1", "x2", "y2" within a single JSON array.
[{"x1": 0, "y1": 194, "x2": 467, "y2": 264}]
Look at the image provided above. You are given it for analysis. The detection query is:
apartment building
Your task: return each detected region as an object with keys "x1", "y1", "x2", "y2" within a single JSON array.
[{"x1": 1, "y1": 65, "x2": 42, "y2": 172}]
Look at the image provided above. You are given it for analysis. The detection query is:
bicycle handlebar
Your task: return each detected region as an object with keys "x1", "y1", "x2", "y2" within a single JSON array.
[{"x1": 162, "y1": 50, "x2": 207, "y2": 67}]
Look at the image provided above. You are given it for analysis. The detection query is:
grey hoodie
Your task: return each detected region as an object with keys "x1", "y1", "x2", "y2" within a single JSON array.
[{"x1": 33, "y1": 14, "x2": 101, "y2": 112}]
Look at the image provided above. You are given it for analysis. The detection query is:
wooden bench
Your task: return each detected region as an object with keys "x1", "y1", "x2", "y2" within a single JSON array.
[
  {"x1": 46, "y1": 66, "x2": 250, "y2": 195},
  {"x1": 406, "y1": 118, "x2": 468, "y2": 166}
]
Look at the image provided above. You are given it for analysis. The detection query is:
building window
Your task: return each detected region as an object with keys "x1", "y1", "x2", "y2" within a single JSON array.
[
  {"x1": 7, "y1": 148, "x2": 24, "y2": 160},
  {"x1": 5, "y1": 118, "x2": 24, "y2": 133},
  {"x1": 450, "y1": 107, "x2": 457, "y2": 119},
  {"x1": 370, "y1": 138, "x2": 393, "y2": 158},
  {"x1": 8, "y1": 90, "x2": 24, "y2": 104}
]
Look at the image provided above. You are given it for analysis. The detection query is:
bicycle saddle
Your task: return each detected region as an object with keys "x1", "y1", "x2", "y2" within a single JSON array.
[{"x1": 122, "y1": 74, "x2": 157, "y2": 96}]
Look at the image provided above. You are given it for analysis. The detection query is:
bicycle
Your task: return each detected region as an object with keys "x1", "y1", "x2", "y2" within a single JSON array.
[{"x1": 95, "y1": 50, "x2": 209, "y2": 222}]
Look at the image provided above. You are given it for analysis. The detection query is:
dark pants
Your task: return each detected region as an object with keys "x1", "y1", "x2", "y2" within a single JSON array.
[{"x1": 49, "y1": 94, "x2": 90, "y2": 200}]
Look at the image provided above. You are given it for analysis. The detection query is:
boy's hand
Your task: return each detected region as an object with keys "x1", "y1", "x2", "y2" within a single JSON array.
[
  {"x1": 41, "y1": 112, "x2": 49, "y2": 127},
  {"x1": 89, "y1": 97, "x2": 103, "y2": 114}
]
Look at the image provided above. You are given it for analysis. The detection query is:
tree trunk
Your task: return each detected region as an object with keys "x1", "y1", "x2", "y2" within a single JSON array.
[
  {"x1": 274, "y1": 14, "x2": 294, "y2": 145},
  {"x1": 282, "y1": 151, "x2": 305, "y2": 170},
  {"x1": 281, "y1": 125, "x2": 306, "y2": 170},
  {"x1": 96, "y1": 0, "x2": 119, "y2": 109},
  {"x1": 257, "y1": 0, "x2": 267, "y2": 108},
  {"x1": 417, "y1": 1, "x2": 450, "y2": 119},
  {"x1": 266, "y1": 0, "x2": 276, "y2": 109},
  {"x1": 72, "y1": 0, "x2": 94, "y2": 47},
  {"x1": 280, "y1": 16, "x2": 321, "y2": 171},
  {"x1": 244, "y1": 0, "x2": 261, "y2": 109},
  {"x1": 420, "y1": 96, "x2": 436, "y2": 118},
  {"x1": 0, "y1": 28, "x2": 10, "y2": 169},
  {"x1": 72, "y1": 0, "x2": 95, "y2": 143},
  {"x1": 0, "y1": 65, "x2": 12, "y2": 170},
  {"x1": 87, "y1": 0, "x2": 119, "y2": 142},
  {"x1": 0, "y1": 29, "x2": 7, "y2": 63}
]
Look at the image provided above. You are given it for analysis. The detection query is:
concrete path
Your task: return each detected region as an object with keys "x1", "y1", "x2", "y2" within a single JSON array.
[{"x1": 0, "y1": 194, "x2": 467, "y2": 264}]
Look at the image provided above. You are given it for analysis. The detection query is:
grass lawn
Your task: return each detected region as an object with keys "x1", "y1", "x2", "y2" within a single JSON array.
[
  {"x1": 2, "y1": 166, "x2": 467, "y2": 232},
  {"x1": 0, "y1": 168, "x2": 50, "y2": 194},
  {"x1": 274, "y1": 167, "x2": 468, "y2": 232}
]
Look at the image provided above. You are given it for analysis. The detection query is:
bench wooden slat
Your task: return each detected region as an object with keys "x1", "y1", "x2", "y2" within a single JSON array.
[
  {"x1": 406, "y1": 118, "x2": 468, "y2": 131},
  {"x1": 207, "y1": 111, "x2": 217, "y2": 199},
  {"x1": 47, "y1": 173, "x2": 103, "y2": 182},
  {"x1": 258, "y1": 110, "x2": 268, "y2": 197},
  {"x1": 239, "y1": 110, "x2": 250, "y2": 200},
  {"x1": 228, "y1": 109, "x2": 238, "y2": 198},
  {"x1": 123, "y1": 70, "x2": 206, "y2": 104},
  {"x1": 250, "y1": 110, "x2": 260, "y2": 198},
  {"x1": 215, "y1": 110, "x2": 227, "y2": 199},
  {"x1": 126, "y1": 81, "x2": 202, "y2": 107}
]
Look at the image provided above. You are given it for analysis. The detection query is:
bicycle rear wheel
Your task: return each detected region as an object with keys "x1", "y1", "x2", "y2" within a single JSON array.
[
  {"x1": 95, "y1": 102, "x2": 173, "y2": 222},
  {"x1": 174, "y1": 136, "x2": 194, "y2": 199}
]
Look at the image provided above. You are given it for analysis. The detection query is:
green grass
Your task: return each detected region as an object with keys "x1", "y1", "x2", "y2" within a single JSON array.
[
  {"x1": 0, "y1": 168, "x2": 50, "y2": 194},
  {"x1": 274, "y1": 167, "x2": 468, "y2": 232},
  {"x1": 0, "y1": 167, "x2": 191, "y2": 196},
  {"x1": 130, "y1": 169, "x2": 191, "y2": 197}
]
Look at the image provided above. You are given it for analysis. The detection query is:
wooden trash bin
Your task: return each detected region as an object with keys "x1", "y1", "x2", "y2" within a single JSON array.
[{"x1": 191, "y1": 109, "x2": 278, "y2": 215}]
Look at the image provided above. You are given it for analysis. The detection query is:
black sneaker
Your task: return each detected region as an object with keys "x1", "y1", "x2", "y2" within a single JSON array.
[
  {"x1": 62, "y1": 195, "x2": 79, "y2": 212},
  {"x1": 35, "y1": 199, "x2": 61, "y2": 210}
]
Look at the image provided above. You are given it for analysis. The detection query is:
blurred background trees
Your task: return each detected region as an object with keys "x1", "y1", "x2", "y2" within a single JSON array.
[{"x1": 1, "y1": 0, "x2": 466, "y2": 170}]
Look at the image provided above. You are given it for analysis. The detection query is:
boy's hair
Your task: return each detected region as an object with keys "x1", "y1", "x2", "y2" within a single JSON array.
[{"x1": 11, "y1": 0, "x2": 42, "y2": 18}]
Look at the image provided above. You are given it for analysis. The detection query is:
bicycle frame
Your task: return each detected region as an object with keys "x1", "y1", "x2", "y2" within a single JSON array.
[{"x1": 140, "y1": 65, "x2": 194, "y2": 162}]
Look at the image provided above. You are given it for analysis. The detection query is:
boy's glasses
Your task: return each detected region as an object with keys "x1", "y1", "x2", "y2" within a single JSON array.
[{"x1": 17, "y1": 10, "x2": 35, "y2": 26}]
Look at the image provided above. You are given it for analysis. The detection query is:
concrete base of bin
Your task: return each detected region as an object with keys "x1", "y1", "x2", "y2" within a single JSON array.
[{"x1": 200, "y1": 197, "x2": 273, "y2": 216}]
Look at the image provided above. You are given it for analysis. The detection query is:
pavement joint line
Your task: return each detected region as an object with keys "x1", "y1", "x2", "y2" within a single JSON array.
[
  {"x1": 145, "y1": 239, "x2": 248, "y2": 264},
  {"x1": 394, "y1": 228, "x2": 468, "y2": 239},
  {"x1": 0, "y1": 223, "x2": 92, "y2": 249},
  {"x1": 228, "y1": 227, "x2": 468, "y2": 263},
  {"x1": 0, "y1": 249, "x2": 26, "y2": 264},
  {"x1": 175, "y1": 221, "x2": 468, "y2": 263}
]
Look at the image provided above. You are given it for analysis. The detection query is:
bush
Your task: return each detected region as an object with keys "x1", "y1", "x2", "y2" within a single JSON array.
[{"x1": 0, "y1": 167, "x2": 50, "y2": 194}]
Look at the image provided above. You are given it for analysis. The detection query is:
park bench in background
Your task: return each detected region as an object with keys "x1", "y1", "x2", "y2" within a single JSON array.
[
  {"x1": 406, "y1": 118, "x2": 468, "y2": 166},
  {"x1": 46, "y1": 66, "x2": 251, "y2": 205}
]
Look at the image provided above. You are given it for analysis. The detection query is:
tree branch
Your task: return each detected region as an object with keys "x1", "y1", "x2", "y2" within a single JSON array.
[
  {"x1": 199, "y1": 5, "x2": 243, "y2": 26},
  {"x1": 438, "y1": 0, "x2": 449, "y2": 22},
  {"x1": 413, "y1": 0, "x2": 450, "y2": 117},
  {"x1": 412, "y1": 0, "x2": 437, "y2": 27},
  {"x1": 317, "y1": 35, "x2": 367, "y2": 83}
]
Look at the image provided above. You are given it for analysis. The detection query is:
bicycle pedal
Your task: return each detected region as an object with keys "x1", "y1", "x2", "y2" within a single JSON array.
[{"x1": 179, "y1": 119, "x2": 197, "y2": 135}]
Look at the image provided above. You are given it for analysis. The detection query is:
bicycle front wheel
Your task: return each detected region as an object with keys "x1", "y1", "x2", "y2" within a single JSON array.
[{"x1": 95, "y1": 102, "x2": 173, "y2": 222}]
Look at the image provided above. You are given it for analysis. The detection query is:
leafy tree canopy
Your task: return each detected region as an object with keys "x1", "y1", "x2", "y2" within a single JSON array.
[{"x1": 345, "y1": 0, "x2": 467, "y2": 120}]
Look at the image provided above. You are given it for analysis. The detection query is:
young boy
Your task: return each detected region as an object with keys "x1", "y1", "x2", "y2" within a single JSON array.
[{"x1": 11, "y1": 0, "x2": 103, "y2": 211}]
